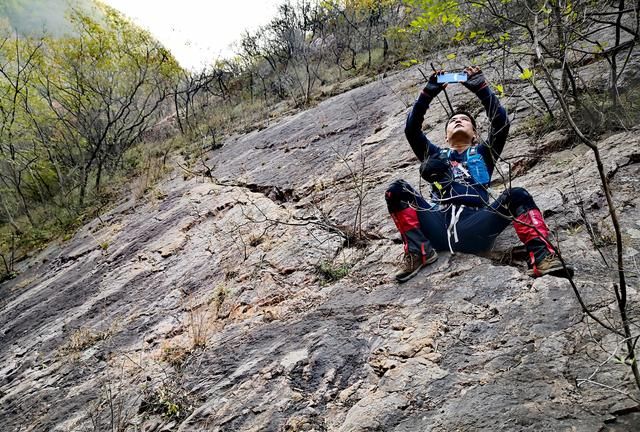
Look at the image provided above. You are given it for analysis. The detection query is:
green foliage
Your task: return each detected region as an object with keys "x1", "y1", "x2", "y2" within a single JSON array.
[
  {"x1": 156, "y1": 387, "x2": 182, "y2": 418},
  {"x1": 140, "y1": 382, "x2": 193, "y2": 421},
  {"x1": 405, "y1": 0, "x2": 465, "y2": 30},
  {"x1": 0, "y1": 3, "x2": 184, "y2": 275},
  {"x1": 399, "y1": 58, "x2": 419, "y2": 67},
  {"x1": 315, "y1": 260, "x2": 351, "y2": 282},
  {"x1": 122, "y1": 147, "x2": 144, "y2": 174},
  {"x1": 519, "y1": 68, "x2": 534, "y2": 80},
  {"x1": 521, "y1": 112, "x2": 558, "y2": 141},
  {"x1": 0, "y1": 270, "x2": 18, "y2": 283}
]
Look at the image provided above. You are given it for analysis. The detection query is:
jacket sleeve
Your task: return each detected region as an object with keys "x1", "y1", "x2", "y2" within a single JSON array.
[
  {"x1": 477, "y1": 86, "x2": 510, "y2": 173},
  {"x1": 404, "y1": 90, "x2": 441, "y2": 162}
]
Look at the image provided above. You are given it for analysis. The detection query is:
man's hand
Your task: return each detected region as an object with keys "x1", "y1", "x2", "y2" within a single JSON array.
[
  {"x1": 422, "y1": 71, "x2": 447, "y2": 98},
  {"x1": 462, "y1": 66, "x2": 488, "y2": 93}
]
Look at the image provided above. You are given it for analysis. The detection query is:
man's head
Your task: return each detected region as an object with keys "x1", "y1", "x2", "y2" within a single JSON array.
[{"x1": 445, "y1": 110, "x2": 477, "y2": 149}]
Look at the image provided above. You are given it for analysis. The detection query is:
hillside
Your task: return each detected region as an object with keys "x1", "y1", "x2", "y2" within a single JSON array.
[
  {"x1": 0, "y1": 0, "x2": 98, "y2": 36},
  {"x1": 1, "y1": 39, "x2": 639, "y2": 431}
]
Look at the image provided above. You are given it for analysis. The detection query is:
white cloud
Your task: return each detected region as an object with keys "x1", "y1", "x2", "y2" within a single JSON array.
[{"x1": 101, "y1": 0, "x2": 282, "y2": 71}]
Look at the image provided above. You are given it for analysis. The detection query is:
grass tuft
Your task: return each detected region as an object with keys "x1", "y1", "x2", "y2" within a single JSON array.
[{"x1": 315, "y1": 260, "x2": 351, "y2": 283}]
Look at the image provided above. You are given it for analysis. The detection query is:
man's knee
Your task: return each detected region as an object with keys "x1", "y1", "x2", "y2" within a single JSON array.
[
  {"x1": 385, "y1": 179, "x2": 415, "y2": 212},
  {"x1": 507, "y1": 187, "x2": 537, "y2": 215},
  {"x1": 386, "y1": 179, "x2": 411, "y2": 200}
]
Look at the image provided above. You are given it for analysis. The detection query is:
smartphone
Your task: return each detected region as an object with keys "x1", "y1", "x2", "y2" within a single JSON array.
[{"x1": 437, "y1": 72, "x2": 468, "y2": 83}]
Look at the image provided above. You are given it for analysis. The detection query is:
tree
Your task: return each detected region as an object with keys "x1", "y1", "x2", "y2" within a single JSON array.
[
  {"x1": 0, "y1": 32, "x2": 44, "y2": 228},
  {"x1": 39, "y1": 6, "x2": 180, "y2": 205}
]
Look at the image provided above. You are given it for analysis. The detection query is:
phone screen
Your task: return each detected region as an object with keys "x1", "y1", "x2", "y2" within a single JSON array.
[{"x1": 436, "y1": 72, "x2": 468, "y2": 83}]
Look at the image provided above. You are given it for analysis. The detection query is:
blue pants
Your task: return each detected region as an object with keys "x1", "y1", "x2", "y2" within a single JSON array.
[{"x1": 385, "y1": 179, "x2": 539, "y2": 254}]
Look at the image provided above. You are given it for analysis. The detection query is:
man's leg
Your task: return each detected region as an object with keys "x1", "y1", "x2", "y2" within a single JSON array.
[
  {"x1": 456, "y1": 187, "x2": 572, "y2": 277},
  {"x1": 500, "y1": 188, "x2": 573, "y2": 277},
  {"x1": 453, "y1": 206, "x2": 512, "y2": 254},
  {"x1": 385, "y1": 179, "x2": 442, "y2": 282}
]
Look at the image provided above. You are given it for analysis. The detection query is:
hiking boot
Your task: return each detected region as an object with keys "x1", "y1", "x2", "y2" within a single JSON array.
[
  {"x1": 395, "y1": 248, "x2": 438, "y2": 283},
  {"x1": 528, "y1": 254, "x2": 574, "y2": 278}
]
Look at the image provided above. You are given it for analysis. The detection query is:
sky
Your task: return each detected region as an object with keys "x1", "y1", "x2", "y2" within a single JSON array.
[{"x1": 101, "y1": 0, "x2": 283, "y2": 71}]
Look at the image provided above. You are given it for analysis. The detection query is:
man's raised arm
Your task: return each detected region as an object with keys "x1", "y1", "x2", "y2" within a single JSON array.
[
  {"x1": 404, "y1": 74, "x2": 445, "y2": 162},
  {"x1": 462, "y1": 67, "x2": 510, "y2": 171}
]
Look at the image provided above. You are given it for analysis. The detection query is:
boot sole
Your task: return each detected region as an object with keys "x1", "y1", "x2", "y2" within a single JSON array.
[
  {"x1": 396, "y1": 251, "x2": 438, "y2": 283},
  {"x1": 528, "y1": 264, "x2": 575, "y2": 279}
]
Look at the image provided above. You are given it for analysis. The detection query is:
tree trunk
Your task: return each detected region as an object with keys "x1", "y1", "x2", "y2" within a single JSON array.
[
  {"x1": 383, "y1": 37, "x2": 388, "y2": 61},
  {"x1": 174, "y1": 89, "x2": 185, "y2": 134},
  {"x1": 94, "y1": 160, "x2": 103, "y2": 195},
  {"x1": 0, "y1": 194, "x2": 22, "y2": 235},
  {"x1": 79, "y1": 167, "x2": 88, "y2": 207},
  {"x1": 610, "y1": 0, "x2": 625, "y2": 107}
]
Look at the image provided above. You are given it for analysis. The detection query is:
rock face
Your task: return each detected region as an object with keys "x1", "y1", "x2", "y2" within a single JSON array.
[{"x1": 1, "y1": 54, "x2": 640, "y2": 431}]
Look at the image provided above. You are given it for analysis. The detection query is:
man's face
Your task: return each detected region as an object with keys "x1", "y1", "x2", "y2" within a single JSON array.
[{"x1": 446, "y1": 114, "x2": 475, "y2": 143}]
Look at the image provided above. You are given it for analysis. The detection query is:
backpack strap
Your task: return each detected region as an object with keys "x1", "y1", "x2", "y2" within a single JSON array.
[{"x1": 464, "y1": 145, "x2": 491, "y2": 185}]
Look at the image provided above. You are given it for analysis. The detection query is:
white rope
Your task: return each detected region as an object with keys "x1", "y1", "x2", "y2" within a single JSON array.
[{"x1": 447, "y1": 204, "x2": 465, "y2": 254}]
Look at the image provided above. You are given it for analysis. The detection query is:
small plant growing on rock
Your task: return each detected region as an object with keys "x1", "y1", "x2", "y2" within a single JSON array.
[
  {"x1": 248, "y1": 232, "x2": 265, "y2": 247},
  {"x1": 86, "y1": 364, "x2": 137, "y2": 432},
  {"x1": 187, "y1": 305, "x2": 212, "y2": 349},
  {"x1": 210, "y1": 283, "x2": 229, "y2": 315},
  {"x1": 155, "y1": 386, "x2": 184, "y2": 419},
  {"x1": 333, "y1": 142, "x2": 373, "y2": 247},
  {"x1": 185, "y1": 286, "x2": 227, "y2": 349},
  {"x1": 315, "y1": 260, "x2": 351, "y2": 283},
  {"x1": 159, "y1": 343, "x2": 191, "y2": 369},
  {"x1": 60, "y1": 327, "x2": 113, "y2": 354},
  {"x1": 139, "y1": 381, "x2": 193, "y2": 422}
]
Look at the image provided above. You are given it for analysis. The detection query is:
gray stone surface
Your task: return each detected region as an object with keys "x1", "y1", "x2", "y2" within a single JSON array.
[{"x1": 1, "y1": 51, "x2": 639, "y2": 431}]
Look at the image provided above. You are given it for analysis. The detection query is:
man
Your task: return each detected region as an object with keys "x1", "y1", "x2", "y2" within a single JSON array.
[{"x1": 386, "y1": 66, "x2": 573, "y2": 282}]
